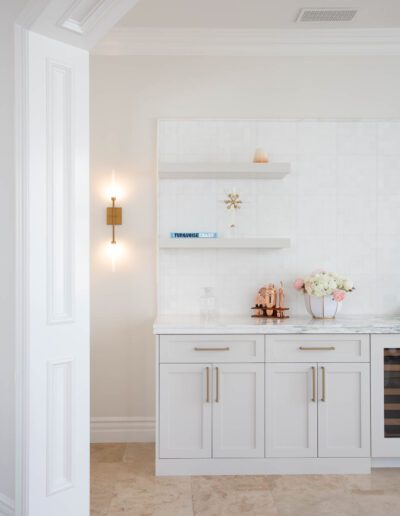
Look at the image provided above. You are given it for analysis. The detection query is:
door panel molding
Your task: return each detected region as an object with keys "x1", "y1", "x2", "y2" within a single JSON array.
[
  {"x1": 213, "y1": 363, "x2": 264, "y2": 458},
  {"x1": 318, "y1": 363, "x2": 370, "y2": 458},
  {"x1": 46, "y1": 59, "x2": 75, "y2": 324},
  {"x1": 265, "y1": 363, "x2": 318, "y2": 458},
  {"x1": 46, "y1": 358, "x2": 74, "y2": 496}
]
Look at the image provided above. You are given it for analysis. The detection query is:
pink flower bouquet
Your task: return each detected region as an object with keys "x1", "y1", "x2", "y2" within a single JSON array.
[{"x1": 293, "y1": 271, "x2": 355, "y2": 318}]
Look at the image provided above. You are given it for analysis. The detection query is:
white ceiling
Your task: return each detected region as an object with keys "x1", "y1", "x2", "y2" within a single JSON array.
[{"x1": 118, "y1": 0, "x2": 400, "y2": 29}]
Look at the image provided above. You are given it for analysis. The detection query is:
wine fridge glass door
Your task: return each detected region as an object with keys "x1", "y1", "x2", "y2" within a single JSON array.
[{"x1": 372, "y1": 336, "x2": 400, "y2": 458}]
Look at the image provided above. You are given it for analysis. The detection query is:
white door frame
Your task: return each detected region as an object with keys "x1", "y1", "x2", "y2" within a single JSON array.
[{"x1": 14, "y1": 2, "x2": 139, "y2": 514}]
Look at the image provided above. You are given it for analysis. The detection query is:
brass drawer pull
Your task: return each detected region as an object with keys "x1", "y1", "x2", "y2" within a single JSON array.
[
  {"x1": 194, "y1": 347, "x2": 230, "y2": 351},
  {"x1": 321, "y1": 366, "x2": 326, "y2": 402},
  {"x1": 311, "y1": 366, "x2": 316, "y2": 402},
  {"x1": 206, "y1": 367, "x2": 210, "y2": 403},
  {"x1": 299, "y1": 346, "x2": 336, "y2": 351},
  {"x1": 215, "y1": 366, "x2": 220, "y2": 403}
]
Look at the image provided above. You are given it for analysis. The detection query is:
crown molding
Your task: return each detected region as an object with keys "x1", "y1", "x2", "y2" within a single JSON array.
[
  {"x1": 16, "y1": 0, "x2": 140, "y2": 50},
  {"x1": 92, "y1": 27, "x2": 400, "y2": 56}
]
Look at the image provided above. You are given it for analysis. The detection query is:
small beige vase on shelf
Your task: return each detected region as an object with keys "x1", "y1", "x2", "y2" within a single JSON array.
[{"x1": 253, "y1": 148, "x2": 269, "y2": 163}]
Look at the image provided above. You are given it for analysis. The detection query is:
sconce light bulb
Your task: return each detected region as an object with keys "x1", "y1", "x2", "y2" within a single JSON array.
[{"x1": 107, "y1": 240, "x2": 119, "y2": 273}]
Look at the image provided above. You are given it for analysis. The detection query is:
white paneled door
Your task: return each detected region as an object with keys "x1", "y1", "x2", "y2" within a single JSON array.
[
  {"x1": 26, "y1": 32, "x2": 89, "y2": 515},
  {"x1": 265, "y1": 363, "x2": 318, "y2": 458},
  {"x1": 318, "y1": 363, "x2": 370, "y2": 458},
  {"x1": 213, "y1": 364, "x2": 264, "y2": 458},
  {"x1": 159, "y1": 364, "x2": 212, "y2": 458}
]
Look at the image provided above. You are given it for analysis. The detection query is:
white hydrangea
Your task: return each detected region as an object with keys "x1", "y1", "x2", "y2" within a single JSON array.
[{"x1": 303, "y1": 271, "x2": 354, "y2": 297}]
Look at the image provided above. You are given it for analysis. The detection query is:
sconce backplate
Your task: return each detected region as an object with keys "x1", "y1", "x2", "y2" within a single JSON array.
[{"x1": 107, "y1": 207, "x2": 122, "y2": 225}]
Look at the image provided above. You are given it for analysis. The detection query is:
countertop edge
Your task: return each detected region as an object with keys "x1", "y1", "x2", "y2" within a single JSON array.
[{"x1": 153, "y1": 316, "x2": 400, "y2": 335}]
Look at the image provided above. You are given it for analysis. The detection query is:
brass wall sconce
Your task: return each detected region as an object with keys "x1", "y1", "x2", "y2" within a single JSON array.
[{"x1": 107, "y1": 196, "x2": 122, "y2": 244}]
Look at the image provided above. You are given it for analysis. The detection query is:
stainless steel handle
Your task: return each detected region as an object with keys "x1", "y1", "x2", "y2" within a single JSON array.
[
  {"x1": 311, "y1": 366, "x2": 316, "y2": 402},
  {"x1": 321, "y1": 366, "x2": 326, "y2": 402},
  {"x1": 194, "y1": 347, "x2": 230, "y2": 352},
  {"x1": 299, "y1": 346, "x2": 336, "y2": 351},
  {"x1": 215, "y1": 367, "x2": 220, "y2": 403}
]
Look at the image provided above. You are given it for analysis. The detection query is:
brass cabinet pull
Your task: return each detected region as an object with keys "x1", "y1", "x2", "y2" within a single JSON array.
[
  {"x1": 321, "y1": 366, "x2": 326, "y2": 402},
  {"x1": 206, "y1": 367, "x2": 210, "y2": 403},
  {"x1": 311, "y1": 366, "x2": 316, "y2": 402},
  {"x1": 299, "y1": 346, "x2": 336, "y2": 351},
  {"x1": 215, "y1": 367, "x2": 220, "y2": 403},
  {"x1": 194, "y1": 347, "x2": 230, "y2": 351}
]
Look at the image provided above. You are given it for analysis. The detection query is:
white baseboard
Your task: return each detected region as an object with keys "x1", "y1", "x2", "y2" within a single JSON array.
[
  {"x1": 0, "y1": 493, "x2": 14, "y2": 516},
  {"x1": 372, "y1": 458, "x2": 400, "y2": 468},
  {"x1": 156, "y1": 458, "x2": 371, "y2": 476},
  {"x1": 90, "y1": 417, "x2": 155, "y2": 443}
]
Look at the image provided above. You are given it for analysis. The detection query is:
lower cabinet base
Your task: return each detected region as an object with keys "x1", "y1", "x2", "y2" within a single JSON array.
[
  {"x1": 371, "y1": 458, "x2": 400, "y2": 468},
  {"x1": 156, "y1": 458, "x2": 371, "y2": 476}
]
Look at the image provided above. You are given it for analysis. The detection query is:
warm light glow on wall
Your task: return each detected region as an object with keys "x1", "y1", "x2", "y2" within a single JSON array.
[
  {"x1": 107, "y1": 169, "x2": 121, "y2": 200},
  {"x1": 107, "y1": 240, "x2": 122, "y2": 273}
]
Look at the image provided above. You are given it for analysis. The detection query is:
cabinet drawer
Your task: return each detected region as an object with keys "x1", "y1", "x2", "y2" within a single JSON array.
[
  {"x1": 159, "y1": 335, "x2": 264, "y2": 363},
  {"x1": 266, "y1": 334, "x2": 370, "y2": 363}
]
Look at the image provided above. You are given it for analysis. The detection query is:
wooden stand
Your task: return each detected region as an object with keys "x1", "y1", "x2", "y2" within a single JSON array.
[{"x1": 251, "y1": 305, "x2": 290, "y2": 319}]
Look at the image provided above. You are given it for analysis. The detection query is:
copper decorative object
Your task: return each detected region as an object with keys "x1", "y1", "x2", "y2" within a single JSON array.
[{"x1": 251, "y1": 282, "x2": 289, "y2": 319}]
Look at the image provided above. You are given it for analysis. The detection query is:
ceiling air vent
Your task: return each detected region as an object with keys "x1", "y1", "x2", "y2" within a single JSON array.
[{"x1": 296, "y1": 8, "x2": 357, "y2": 22}]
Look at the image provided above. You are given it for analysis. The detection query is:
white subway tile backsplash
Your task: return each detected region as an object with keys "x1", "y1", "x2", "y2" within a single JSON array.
[
  {"x1": 376, "y1": 275, "x2": 400, "y2": 314},
  {"x1": 377, "y1": 195, "x2": 400, "y2": 236},
  {"x1": 336, "y1": 195, "x2": 377, "y2": 237},
  {"x1": 158, "y1": 119, "x2": 400, "y2": 315},
  {"x1": 337, "y1": 235, "x2": 377, "y2": 276},
  {"x1": 295, "y1": 237, "x2": 338, "y2": 273},
  {"x1": 377, "y1": 236, "x2": 400, "y2": 275},
  {"x1": 175, "y1": 193, "x2": 217, "y2": 233},
  {"x1": 257, "y1": 121, "x2": 298, "y2": 155},
  {"x1": 378, "y1": 122, "x2": 400, "y2": 156},
  {"x1": 297, "y1": 155, "x2": 336, "y2": 195},
  {"x1": 297, "y1": 195, "x2": 337, "y2": 236},
  {"x1": 336, "y1": 155, "x2": 377, "y2": 196},
  {"x1": 297, "y1": 121, "x2": 336, "y2": 156},
  {"x1": 377, "y1": 156, "x2": 400, "y2": 194},
  {"x1": 256, "y1": 195, "x2": 295, "y2": 237},
  {"x1": 336, "y1": 122, "x2": 377, "y2": 156}
]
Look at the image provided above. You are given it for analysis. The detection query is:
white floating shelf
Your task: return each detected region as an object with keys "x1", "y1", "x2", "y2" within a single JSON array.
[
  {"x1": 159, "y1": 237, "x2": 291, "y2": 249},
  {"x1": 158, "y1": 162, "x2": 290, "y2": 180}
]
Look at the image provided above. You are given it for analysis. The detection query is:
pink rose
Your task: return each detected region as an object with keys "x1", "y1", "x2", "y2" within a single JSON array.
[
  {"x1": 293, "y1": 278, "x2": 304, "y2": 290},
  {"x1": 332, "y1": 290, "x2": 346, "y2": 302}
]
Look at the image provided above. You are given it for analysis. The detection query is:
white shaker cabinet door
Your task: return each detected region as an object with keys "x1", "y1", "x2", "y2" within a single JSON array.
[
  {"x1": 318, "y1": 363, "x2": 370, "y2": 458},
  {"x1": 159, "y1": 364, "x2": 212, "y2": 458},
  {"x1": 213, "y1": 364, "x2": 264, "y2": 458},
  {"x1": 265, "y1": 363, "x2": 318, "y2": 458}
]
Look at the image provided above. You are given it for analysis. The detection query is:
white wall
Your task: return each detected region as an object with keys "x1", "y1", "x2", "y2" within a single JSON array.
[
  {"x1": 90, "y1": 55, "x2": 400, "y2": 438},
  {"x1": 158, "y1": 118, "x2": 400, "y2": 316},
  {"x1": 0, "y1": 0, "x2": 29, "y2": 507}
]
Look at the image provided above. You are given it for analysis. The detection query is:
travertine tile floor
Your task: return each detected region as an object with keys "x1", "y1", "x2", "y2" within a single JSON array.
[{"x1": 91, "y1": 443, "x2": 400, "y2": 516}]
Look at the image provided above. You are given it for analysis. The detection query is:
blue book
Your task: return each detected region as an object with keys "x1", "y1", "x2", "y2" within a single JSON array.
[{"x1": 170, "y1": 232, "x2": 218, "y2": 239}]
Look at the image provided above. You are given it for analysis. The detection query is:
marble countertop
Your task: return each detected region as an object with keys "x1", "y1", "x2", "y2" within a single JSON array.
[{"x1": 153, "y1": 315, "x2": 400, "y2": 335}]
